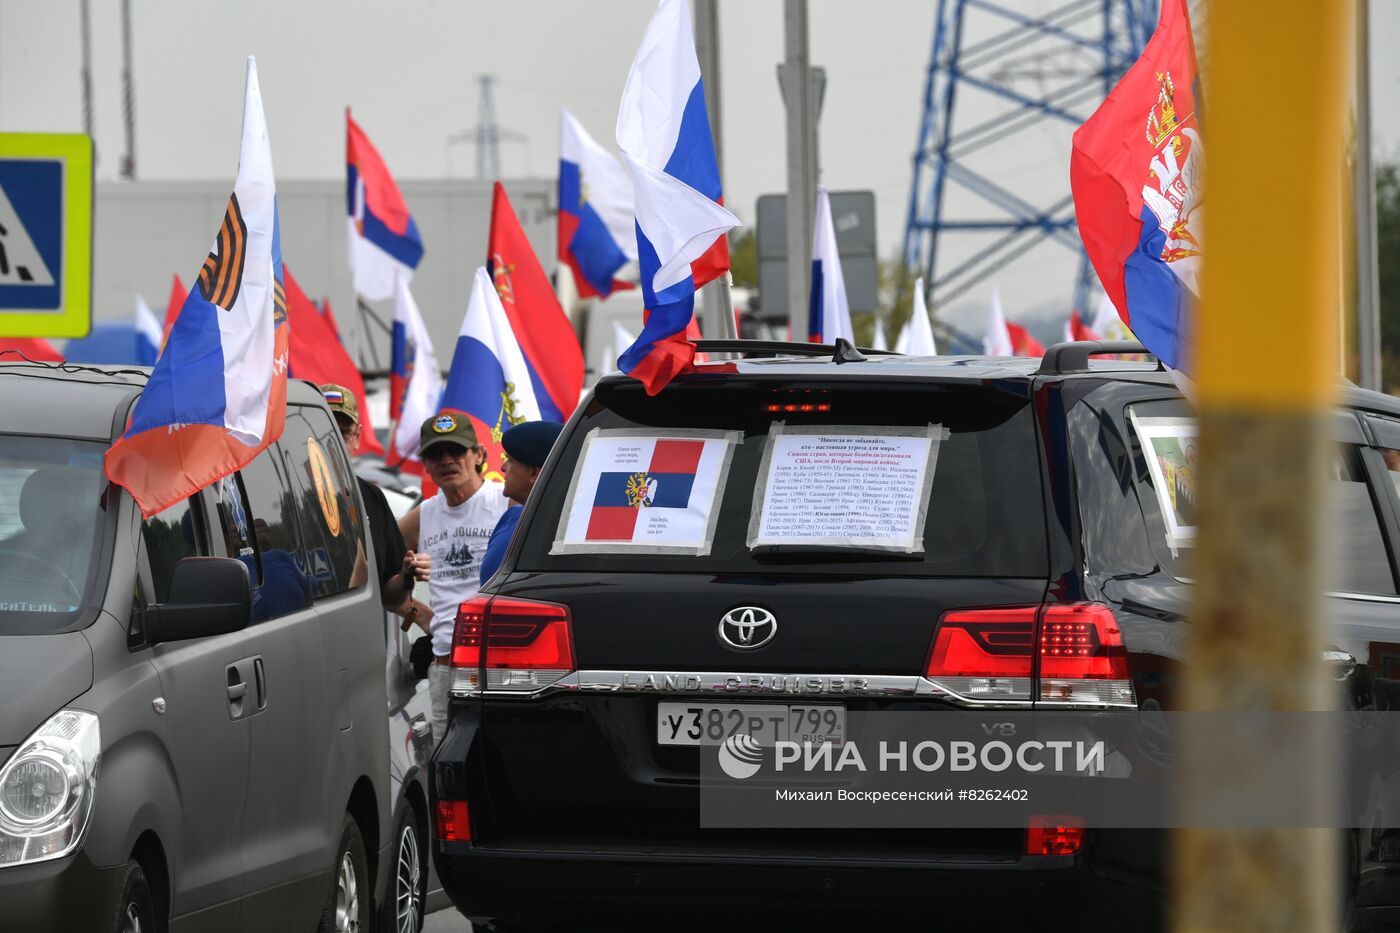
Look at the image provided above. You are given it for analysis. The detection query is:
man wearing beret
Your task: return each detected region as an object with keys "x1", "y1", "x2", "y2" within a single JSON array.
[
  {"x1": 479, "y1": 420, "x2": 564, "y2": 584},
  {"x1": 399, "y1": 410, "x2": 510, "y2": 743}
]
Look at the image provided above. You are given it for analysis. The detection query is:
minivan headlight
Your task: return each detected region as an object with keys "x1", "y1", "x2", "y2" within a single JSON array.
[{"x1": 0, "y1": 710, "x2": 100, "y2": 867}]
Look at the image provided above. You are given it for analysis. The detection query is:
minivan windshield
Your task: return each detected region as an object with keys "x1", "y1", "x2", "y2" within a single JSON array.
[{"x1": 0, "y1": 435, "x2": 107, "y2": 632}]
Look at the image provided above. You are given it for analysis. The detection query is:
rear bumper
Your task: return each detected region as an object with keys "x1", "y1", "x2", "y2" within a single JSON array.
[
  {"x1": 433, "y1": 841, "x2": 1162, "y2": 930},
  {"x1": 0, "y1": 851, "x2": 126, "y2": 931}
]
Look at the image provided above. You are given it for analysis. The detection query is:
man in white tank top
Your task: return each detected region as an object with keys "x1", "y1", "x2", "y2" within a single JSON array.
[{"x1": 399, "y1": 411, "x2": 509, "y2": 743}]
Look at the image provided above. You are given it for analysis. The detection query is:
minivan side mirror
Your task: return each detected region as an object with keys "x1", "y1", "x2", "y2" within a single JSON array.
[{"x1": 145, "y1": 557, "x2": 252, "y2": 645}]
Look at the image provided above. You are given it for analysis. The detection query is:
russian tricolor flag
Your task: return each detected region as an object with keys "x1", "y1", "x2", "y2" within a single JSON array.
[
  {"x1": 389, "y1": 276, "x2": 442, "y2": 466},
  {"x1": 347, "y1": 110, "x2": 424, "y2": 301},
  {"x1": 615, "y1": 0, "x2": 740, "y2": 394},
  {"x1": 105, "y1": 58, "x2": 289, "y2": 518},
  {"x1": 808, "y1": 186, "x2": 853, "y2": 344},
  {"x1": 559, "y1": 110, "x2": 635, "y2": 299},
  {"x1": 133, "y1": 295, "x2": 162, "y2": 365},
  {"x1": 441, "y1": 267, "x2": 544, "y2": 480},
  {"x1": 1071, "y1": 0, "x2": 1201, "y2": 371}
]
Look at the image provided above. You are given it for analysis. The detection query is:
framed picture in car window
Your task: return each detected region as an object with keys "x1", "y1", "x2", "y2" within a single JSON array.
[
  {"x1": 1130, "y1": 414, "x2": 1198, "y2": 550},
  {"x1": 551, "y1": 428, "x2": 741, "y2": 556}
]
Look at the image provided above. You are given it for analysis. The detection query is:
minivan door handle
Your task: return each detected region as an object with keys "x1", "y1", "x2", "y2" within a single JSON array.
[
  {"x1": 253, "y1": 656, "x2": 267, "y2": 710},
  {"x1": 225, "y1": 657, "x2": 259, "y2": 720}
]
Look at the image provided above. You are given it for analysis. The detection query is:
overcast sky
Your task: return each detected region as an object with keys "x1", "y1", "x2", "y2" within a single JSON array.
[{"x1": 2, "y1": 0, "x2": 1398, "y2": 330}]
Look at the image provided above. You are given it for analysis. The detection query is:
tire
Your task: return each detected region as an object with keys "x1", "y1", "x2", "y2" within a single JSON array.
[
  {"x1": 320, "y1": 815, "x2": 372, "y2": 933},
  {"x1": 111, "y1": 860, "x2": 159, "y2": 933},
  {"x1": 378, "y1": 805, "x2": 427, "y2": 933}
]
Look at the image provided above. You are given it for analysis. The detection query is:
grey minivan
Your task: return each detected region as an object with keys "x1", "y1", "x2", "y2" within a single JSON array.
[{"x1": 0, "y1": 361, "x2": 392, "y2": 932}]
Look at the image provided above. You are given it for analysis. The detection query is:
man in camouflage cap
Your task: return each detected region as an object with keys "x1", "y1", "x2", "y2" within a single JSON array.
[{"x1": 397, "y1": 410, "x2": 510, "y2": 742}]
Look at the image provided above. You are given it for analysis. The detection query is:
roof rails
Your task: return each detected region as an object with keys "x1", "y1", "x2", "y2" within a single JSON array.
[
  {"x1": 692, "y1": 339, "x2": 900, "y2": 360},
  {"x1": 1036, "y1": 340, "x2": 1159, "y2": 375}
]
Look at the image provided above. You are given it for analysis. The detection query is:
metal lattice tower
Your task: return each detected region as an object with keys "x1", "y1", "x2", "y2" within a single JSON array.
[
  {"x1": 449, "y1": 75, "x2": 527, "y2": 180},
  {"x1": 475, "y1": 75, "x2": 504, "y2": 180},
  {"x1": 902, "y1": 0, "x2": 1157, "y2": 316}
]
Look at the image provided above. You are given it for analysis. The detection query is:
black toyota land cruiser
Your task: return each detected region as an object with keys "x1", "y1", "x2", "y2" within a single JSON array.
[{"x1": 428, "y1": 339, "x2": 1400, "y2": 932}]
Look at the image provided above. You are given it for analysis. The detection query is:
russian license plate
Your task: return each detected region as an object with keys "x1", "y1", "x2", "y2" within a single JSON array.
[{"x1": 656, "y1": 702, "x2": 846, "y2": 747}]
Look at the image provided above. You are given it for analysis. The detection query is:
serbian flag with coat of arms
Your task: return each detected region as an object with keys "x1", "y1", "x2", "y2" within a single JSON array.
[
  {"x1": 347, "y1": 110, "x2": 424, "y2": 301},
  {"x1": 106, "y1": 58, "x2": 289, "y2": 518},
  {"x1": 1070, "y1": 0, "x2": 1201, "y2": 371},
  {"x1": 587, "y1": 438, "x2": 704, "y2": 541},
  {"x1": 615, "y1": 0, "x2": 740, "y2": 394}
]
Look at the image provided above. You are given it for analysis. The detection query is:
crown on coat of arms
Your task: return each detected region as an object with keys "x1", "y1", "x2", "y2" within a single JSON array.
[{"x1": 1145, "y1": 71, "x2": 1181, "y2": 148}]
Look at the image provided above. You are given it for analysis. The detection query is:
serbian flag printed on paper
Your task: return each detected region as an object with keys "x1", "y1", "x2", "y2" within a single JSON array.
[
  {"x1": 488, "y1": 182, "x2": 584, "y2": 421},
  {"x1": 347, "y1": 110, "x2": 424, "y2": 301},
  {"x1": 553, "y1": 429, "x2": 738, "y2": 556},
  {"x1": 441, "y1": 267, "x2": 544, "y2": 483},
  {"x1": 615, "y1": 0, "x2": 740, "y2": 394},
  {"x1": 1070, "y1": 0, "x2": 1201, "y2": 371},
  {"x1": 559, "y1": 109, "x2": 635, "y2": 299},
  {"x1": 105, "y1": 58, "x2": 289, "y2": 518}
]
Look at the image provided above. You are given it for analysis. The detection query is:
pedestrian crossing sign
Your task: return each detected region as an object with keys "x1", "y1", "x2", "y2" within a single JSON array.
[{"x1": 0, "y1": 134, "x2": 93, "y2": 338}]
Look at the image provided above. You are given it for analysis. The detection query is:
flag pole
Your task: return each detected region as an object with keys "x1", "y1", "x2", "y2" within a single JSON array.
[
  {"x1": 694, "y1": 0, "x2": 737, "y2": 341},
  {"x1": 783, "y1": 0, "x2": 814, "y2": 342},
  {"x1": 1355, "y1": 0, "x2": 1381, "y2": 391}
]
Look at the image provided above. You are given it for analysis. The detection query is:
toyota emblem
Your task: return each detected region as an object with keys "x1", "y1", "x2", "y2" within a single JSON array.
[{"x1": 719, "y1": 607, "x2": 778, "y2": 650}]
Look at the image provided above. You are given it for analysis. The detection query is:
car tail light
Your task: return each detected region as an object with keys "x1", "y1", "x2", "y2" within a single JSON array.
[
  {"x1": 435, "y1": 800, "x2": 471, "y2": 842},
  {"x1": 925, "y1": 607, "x2": 1036, "y2": 700},
  {"x1": 450, "y1": 596, "x2": 490, "y2": 694},
  {"x1": 1037, "y1": 603, "x2": 1135, "y2": 707},
  {"x1": 450, "y1": 595, "x2": 575, "y2": 696},
  {"x1": 926, "y1": 603, "x2": 1135, "y2": 707},
  {"x1": 1025, "y1": 816, "x2": 1084, "y2": 856}
]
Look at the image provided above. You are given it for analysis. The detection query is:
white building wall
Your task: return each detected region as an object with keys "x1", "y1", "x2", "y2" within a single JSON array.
[{"x1": 93, "y1": 177, "x2": 556, "y2": 369}]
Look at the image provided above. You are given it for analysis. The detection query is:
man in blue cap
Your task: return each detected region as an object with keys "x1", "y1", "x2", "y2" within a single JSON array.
[{"x1": 480, "y1": 420, "x2": 564, "y2": 583}]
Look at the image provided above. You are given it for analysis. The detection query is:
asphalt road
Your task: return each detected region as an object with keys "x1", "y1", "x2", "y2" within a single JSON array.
[{"x1": 424, "y1": 906, "x2": 473, "y2": 931}]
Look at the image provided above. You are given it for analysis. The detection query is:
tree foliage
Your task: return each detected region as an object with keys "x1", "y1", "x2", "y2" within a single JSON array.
[
  {"x1": 1379, "y1": 162, "x2": 1400, "y2": 389},
  {"x1": 729, "y1": 229, "x2": 757, "y2": 289}
]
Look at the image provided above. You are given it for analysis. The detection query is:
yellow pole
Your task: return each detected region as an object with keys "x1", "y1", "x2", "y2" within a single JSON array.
[{"x1": 1174, "y1": 1, "x2": 1349, "y2": 931}]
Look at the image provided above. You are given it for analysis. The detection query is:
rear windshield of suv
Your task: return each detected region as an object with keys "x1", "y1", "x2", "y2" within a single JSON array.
[{"x1": 516, "y1": 379, "x2": 1048, "y2": 577}]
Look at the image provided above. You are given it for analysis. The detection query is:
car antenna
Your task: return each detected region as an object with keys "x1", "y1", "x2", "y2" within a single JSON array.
[{"x1": 832, "y1": 338, "x2": 866, "y2": 364}]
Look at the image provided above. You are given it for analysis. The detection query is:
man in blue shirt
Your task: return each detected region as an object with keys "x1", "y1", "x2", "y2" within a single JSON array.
[{"x1": 480, "y1": 421, "x2": 564, "y2": 584}]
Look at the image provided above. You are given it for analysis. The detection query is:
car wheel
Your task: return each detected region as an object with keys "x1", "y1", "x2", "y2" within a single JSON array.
[
  {"x1": 379, "y1": 805, "x2": 426, "y2": 933},
  {"x1": 320, "y1": 815, "x2": 372, "y2": 933},
  {"x1": 112, "y1": 860, "x2": 158, "y2": 933}
]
